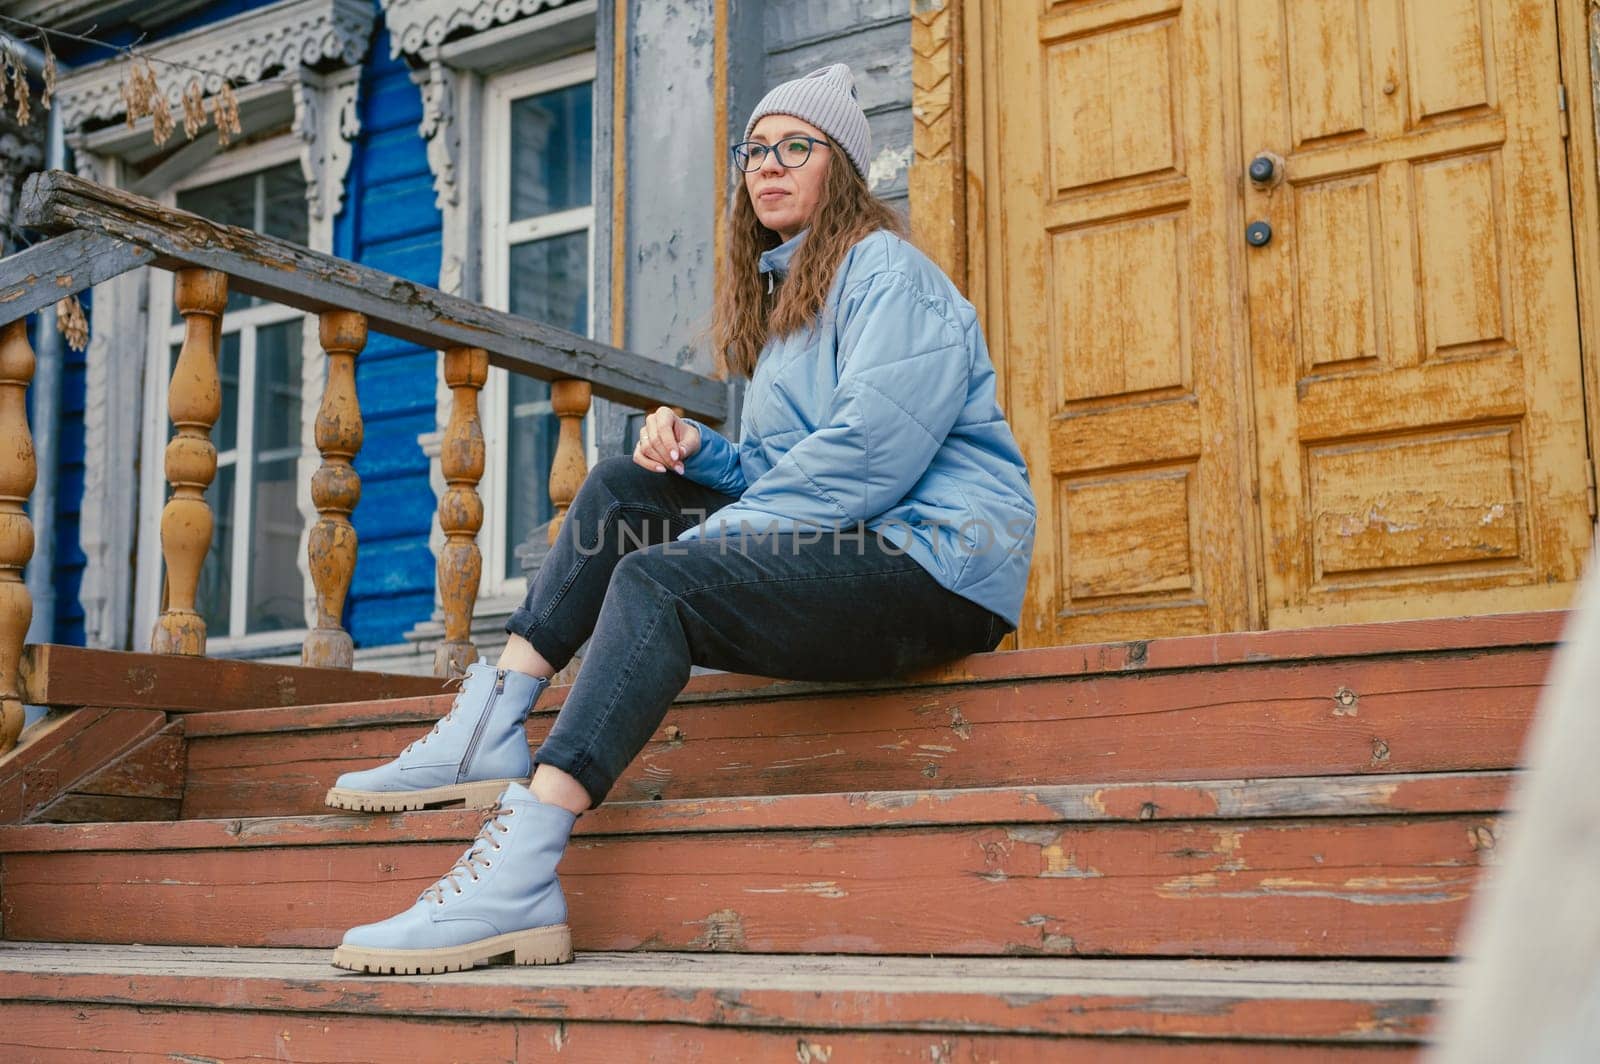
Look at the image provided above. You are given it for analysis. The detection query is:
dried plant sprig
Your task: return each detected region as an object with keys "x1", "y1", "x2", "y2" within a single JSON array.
[
  {"x1": 0, "y1": 45, "x2": 11, "y2": 113},
  {"x1": 120, "y1": 58, "x2": 159, "y2": 127},
  {"x1": 40, "y1": 44, "x2": 55, "y2": 109},
  {"x1": 209, "y1": 82, "x2": 242, "y2": 146},
  {"x1": 219, "y1": 82, "x2": 241, "y2": 137},
  {"x1": 151, "y1": 91, "x2": 175, "y2": 146},
  {"x1": 181, "y1": 78, "x2": 206, "y2": 139},
  {"x1": 56, "y1": 295, "x2": 89, "y2": 353},
  {"x1": 6, "y1": 46, "x2": 29, "y2": 126}
]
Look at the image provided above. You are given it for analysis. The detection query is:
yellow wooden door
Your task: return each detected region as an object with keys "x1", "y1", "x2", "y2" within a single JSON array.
[
  {"x1": 991, "y1": 0, "x2": 1256, "y2": 646},
  {"x1": 1238, "y1": 0, "x2": 1594, "y2": 626}
]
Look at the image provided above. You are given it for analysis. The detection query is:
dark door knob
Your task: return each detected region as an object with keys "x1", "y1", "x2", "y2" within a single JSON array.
[
  {"x1": 1246, "y1": 221, "x2": 1273, "y2": 247},
  {"x1": 1248, "y1": 154, "x2": 1277, "y2": 183}
]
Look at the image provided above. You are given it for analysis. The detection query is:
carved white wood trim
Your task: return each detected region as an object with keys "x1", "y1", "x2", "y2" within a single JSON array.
[
  {"x1": 382, "y1": 0, "x2": 583, "y2": 59},
  {"x1": 293, "y1": 68, "x2": 363, "y2": 224},
  {"x1": 50, "y1": 0, "x2": 375, "y2": 131}
]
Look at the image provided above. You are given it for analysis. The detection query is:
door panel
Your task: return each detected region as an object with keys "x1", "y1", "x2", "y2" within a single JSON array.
[
  {"x1": 994, "y1": 0, "x2": 1255, "y2": 646},
  {"x1": 1238, "y1": 0, "x2": 1592, "y2": 626}
]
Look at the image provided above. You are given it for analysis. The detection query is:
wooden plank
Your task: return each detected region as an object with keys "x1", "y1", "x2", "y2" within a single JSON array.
[
  {"x1": 0, "y1": 813, "x2": 1499, "y2": 956},
  {"x1": 178, "y1": 648, "x2": 1544, "y2": 816},
  {"x1": 0, "y1": 1002, "x2": 1417, "y2": 1061},
  {"x1": 0, "y1": 942, "x2": 1461, "y2": 987},
  {"x1": 30, "y1": 793, "x2": 180, "y2": 823},
  {"x1": 181, "y1": 694, "x2": 453, "y2": 738},
  {"x1": 0, "y1": 944, "x2": 1447, "y2": 1045},
  {"x1": 15, "y1": 171, "x2": 728, "y2": 422},
  {"x1": 18, "y1": 644, "x2": 451, "y2": 712},
  {"x1": 0, "y1": 231, "x2": 157, "y2": 326},
  {"x1": 0, "y1": 708, "x2": 164, "y2": 824},
  {"x1": 65, "y1": 721, "x2": 184, "y2": 800},
  {"x1": 1, "y1": 771, "x2": 1511, "y2": 854}
]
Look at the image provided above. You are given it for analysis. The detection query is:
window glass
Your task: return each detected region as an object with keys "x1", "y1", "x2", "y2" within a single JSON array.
[
  {"x1": 247, "y1": 320, "x2": 305, "y2": 633},
  {"x1": 503, "y1": 78, "x2": 593, "y2": 581},
  {"x1": 511, "y1": 81, "x2": 593, "y2": 220}
]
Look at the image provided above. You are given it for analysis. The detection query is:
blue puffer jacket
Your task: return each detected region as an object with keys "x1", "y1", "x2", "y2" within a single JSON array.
[{"x1": 677, "y1": 227, "x2": 1036, "y2": 629}]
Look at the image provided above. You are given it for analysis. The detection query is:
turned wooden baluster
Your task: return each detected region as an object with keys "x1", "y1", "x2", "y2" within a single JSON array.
[
  {"x1": 303, "y1": 310, "x2": 367, "y2": 669},
  {"x1": 0, "y1": 320, "x2": 37, "y2": 753},
  {"x1": 152, "y1": 269, "x2": 226, "y2": 656},
  {"x1": 435, "y1": 346, "x2": 488, "y2": 678},
  {"x1": 546, "y1": 379, "x2": 592, "y2": 545}
]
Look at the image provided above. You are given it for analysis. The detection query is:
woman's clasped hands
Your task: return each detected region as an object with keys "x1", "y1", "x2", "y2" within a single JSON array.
[{"x1": 633, "y1": 405, "x2": 702, "y2": 476}]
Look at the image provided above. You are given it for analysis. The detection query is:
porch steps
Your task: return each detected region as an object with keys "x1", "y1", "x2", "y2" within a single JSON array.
[
  {"x1": 176, "y1": 613, "x2": 1553, "y2": 819},
  {"x1": 0, "y1": 612, "x2": 1565, "y2": 1057},
  {"x1": 0, "y1": 943, "x2": 1450, "y2": 1060},
  {"x1": 0, "y1": 773, "x2": 1506, "y2": 956}
]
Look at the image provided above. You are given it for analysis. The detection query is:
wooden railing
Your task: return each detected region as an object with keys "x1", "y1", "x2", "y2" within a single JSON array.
[{"x1": 0, "y1": 171, "x2": 728, "y2": 753}]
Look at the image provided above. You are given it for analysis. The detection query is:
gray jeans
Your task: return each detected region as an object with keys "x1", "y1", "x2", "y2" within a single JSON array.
[{"x1": 506, "y1": 455, "x2": 1007, "y2": 808}]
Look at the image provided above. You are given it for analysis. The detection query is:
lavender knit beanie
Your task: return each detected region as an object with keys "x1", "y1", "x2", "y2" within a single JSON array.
[{"x1": 744, "y1": 63, "x2": 872, "y2": 179}]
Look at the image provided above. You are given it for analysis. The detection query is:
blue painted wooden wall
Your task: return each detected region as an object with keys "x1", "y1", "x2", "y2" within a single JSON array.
[{"x1": 338, "y1": 29, "x2": 442, "y2": 649}]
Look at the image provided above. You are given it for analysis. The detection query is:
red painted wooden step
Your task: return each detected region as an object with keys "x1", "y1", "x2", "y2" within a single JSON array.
[
  {"x1": 0, "y1": 772, "x2": 1507, "y2": 957},
  {"x1": 0, "y1": 942, "x2": 1452, "y2": 1060},
  {"x1": 176, "y1": 612, "x2": 1557, "y2": 819}
]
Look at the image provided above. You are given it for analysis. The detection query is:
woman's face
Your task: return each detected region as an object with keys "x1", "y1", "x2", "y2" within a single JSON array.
[{"x1": 744, "y1": 114, "x2": 832, "y2": 243}]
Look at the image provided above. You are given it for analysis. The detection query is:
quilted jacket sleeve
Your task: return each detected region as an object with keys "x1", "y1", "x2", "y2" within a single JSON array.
[
  {"x1": 676, "y1": 417, "x2": 750, "y2": 497},
  {"x1": 682, "y1": 269, "x2": 968, "y2": 537}
]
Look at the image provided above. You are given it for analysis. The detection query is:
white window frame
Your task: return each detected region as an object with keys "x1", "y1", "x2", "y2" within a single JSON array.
[
  {"x1": 133, "y1": 135, "x2": 315, "y2": 654},
  {"x1": 480, "y1": 52, "x2": 598, "y2": 600}
]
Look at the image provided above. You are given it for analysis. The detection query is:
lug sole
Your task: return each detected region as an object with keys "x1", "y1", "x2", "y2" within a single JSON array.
[
  {"x1": 324, "y1": 779, "x2": 520, "y2": 813},
  {"x1": 331, "y1": 923, "x2": 573, "y2": 974}
]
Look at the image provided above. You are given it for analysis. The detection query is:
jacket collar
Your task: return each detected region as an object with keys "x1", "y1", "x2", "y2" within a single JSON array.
[{"x1": 758, "y1": 227, "x2": 809, "y2": 279}]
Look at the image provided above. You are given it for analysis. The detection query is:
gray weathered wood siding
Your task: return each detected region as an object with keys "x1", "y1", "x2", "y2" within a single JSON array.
[{"x1": 762, "y1": 0, "x2": 914, "y2": 213}]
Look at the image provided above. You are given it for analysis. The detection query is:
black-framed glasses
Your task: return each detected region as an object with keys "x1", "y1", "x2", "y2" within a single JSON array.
[{"x1": 731, "y1": 135, "x2": 829, "y2": 172}]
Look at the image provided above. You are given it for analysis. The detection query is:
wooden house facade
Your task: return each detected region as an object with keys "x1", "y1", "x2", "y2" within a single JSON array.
[
  {"x1": 0, "y1": 0, "x2": 1593, "y2": 662},
  {"x1": 1, "y1": 2, "x2": 1598, "y2": 1055}
]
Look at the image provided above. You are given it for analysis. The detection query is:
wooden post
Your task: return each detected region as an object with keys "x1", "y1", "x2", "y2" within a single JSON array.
[
  {"x1": 151, "y1": 269, "x2": 226, "y2": 657},
  {"x1": 435, "y1": 347, "x2": 489, "y2": 678},
  {"x1": 302, "y1": 310, "x2": 366, "y2": 669},
  {"x1": 0, "y1": 320, "x2": 37, "y2": 754},
  {"x1": 546, "y1": 379, "x2": 592, "y2": 545}
]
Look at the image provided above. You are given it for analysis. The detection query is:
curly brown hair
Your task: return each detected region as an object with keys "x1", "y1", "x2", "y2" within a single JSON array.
[{"x1": 710, "y1": 138, "x2": 908, "y2": 379}]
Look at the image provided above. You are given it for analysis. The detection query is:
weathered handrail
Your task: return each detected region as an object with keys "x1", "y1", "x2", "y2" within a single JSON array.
[
  {"x1": 11, "y1": 171, "x2": 727, "y2": 420},
  {"x1": 0, "y1": 172, "x2": 729, "y2": 752}
]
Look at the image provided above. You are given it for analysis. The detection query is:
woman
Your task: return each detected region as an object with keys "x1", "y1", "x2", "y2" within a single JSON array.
[{"x1": 326, "y1": 63, "x2": 1035, "y2": 975}]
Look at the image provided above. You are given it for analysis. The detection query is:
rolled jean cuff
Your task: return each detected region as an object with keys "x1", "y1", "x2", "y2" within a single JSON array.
[
  {"x1": 531, "y1": 742, "x2": 612, "y2": 811},
  {"x1": 505, "y1": 609, "x2": 580, "y2": 673}
]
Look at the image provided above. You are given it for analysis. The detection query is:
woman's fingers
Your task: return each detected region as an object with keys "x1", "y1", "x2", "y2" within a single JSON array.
[
  {"x1": 635, "y1": 406, "x2": 681, "y2": 474},
  {"x1": 672, "y1": 417, "x2": 700, "y2": 466}
]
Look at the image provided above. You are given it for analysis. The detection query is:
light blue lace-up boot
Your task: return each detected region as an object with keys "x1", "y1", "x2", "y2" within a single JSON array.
[
  {"x1": 331, "y1": 782, "x2": 578, "y2": 973},
  {"x1": 325, "y1": 663, "x2": 547, "y2": 812}
]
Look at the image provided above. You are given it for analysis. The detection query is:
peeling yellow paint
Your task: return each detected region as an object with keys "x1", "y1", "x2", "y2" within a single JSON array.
[
  {"x1": 1039, "y1": 842, "x2": 1105, "y2": 879},
  {"x1": 743, "y1": 881, "x2": 848, "y2": 899},
  {"x1": 1159, "y1": 872, "x2": 1220, "y2": 895}
]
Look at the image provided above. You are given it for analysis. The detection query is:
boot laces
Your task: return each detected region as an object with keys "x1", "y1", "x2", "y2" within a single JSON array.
[
  {"x1": 402, "y1": 673, "x2": 470, "y2": 755},
  {"x1": 422, "y1": 803, "x2": 514, "y2": 904}
]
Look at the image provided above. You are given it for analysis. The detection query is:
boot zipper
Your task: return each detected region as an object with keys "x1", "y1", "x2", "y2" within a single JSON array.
[{"x1": 458, "y1": 669, "x2": 506, "y2": 783}]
